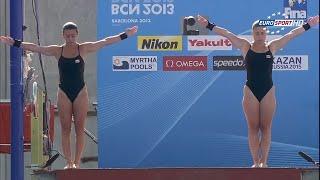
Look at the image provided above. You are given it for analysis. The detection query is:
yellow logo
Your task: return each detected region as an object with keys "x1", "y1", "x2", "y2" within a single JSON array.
[{"x1": 138, "y1": 36, "x2": 182, "y2": 51}]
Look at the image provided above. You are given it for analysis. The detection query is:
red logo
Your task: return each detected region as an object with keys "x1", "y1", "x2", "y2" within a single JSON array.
[
  {"x1": 187, "y1": 36, "x2": 232, "y2": 50},
  {"x1": 163, "y1": 56, "x2": 207, "y2": 71}
]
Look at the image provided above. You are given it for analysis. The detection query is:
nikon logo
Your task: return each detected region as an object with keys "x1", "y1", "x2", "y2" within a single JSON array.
[{"x1": 138, "y1": 36, "x2": 182, "y2": 51}]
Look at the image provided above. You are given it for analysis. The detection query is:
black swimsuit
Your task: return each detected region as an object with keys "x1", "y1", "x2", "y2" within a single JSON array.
[
  {"x1": 58, "y1": 45, "x2": 85, "y2": 103},
  {"x1": 245, "y1": 47, "x2": 274, "y2": 102}
]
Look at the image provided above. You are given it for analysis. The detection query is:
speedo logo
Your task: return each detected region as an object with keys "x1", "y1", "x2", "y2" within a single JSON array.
[{"x1": 138, "y1": 36, "x2": 182, "y2": 51}]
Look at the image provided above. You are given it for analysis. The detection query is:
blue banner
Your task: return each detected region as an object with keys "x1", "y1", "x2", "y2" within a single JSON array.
[{"x1": 98, "y1": 0, "x2": 319, "y2": 168}]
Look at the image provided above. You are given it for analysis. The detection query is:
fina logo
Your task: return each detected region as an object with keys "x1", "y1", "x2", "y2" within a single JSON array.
[{"x1": 284, "y1": 0, "x2": 307, "y2": 19}]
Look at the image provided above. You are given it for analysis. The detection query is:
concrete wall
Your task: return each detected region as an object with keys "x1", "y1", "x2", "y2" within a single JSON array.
[
  {"x1": 0, "y1": 0, "x2": 10, "y2": 99},
  {"x1": 0, "y1": 0, "x2": 10, "y2": 179},
  {"x1": 1, "y1": 0, "x2": 98, "y2": 179}
]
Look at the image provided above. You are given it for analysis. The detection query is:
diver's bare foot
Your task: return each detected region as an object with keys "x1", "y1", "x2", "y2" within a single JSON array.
[
  {"x1": 63, "y1": 163, "x2": 74, "y2": 169},
  {"x1": 73, "y1": 163, "x2": 80, "y2": 169},
  {"x1": 259, "y1": 163, "x2": 268, "y2": 168}
]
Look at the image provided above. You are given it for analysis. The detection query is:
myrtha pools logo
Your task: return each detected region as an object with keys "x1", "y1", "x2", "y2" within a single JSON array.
[{"x1": 113, "y1": 56, "x2": 157, "y2": 71}]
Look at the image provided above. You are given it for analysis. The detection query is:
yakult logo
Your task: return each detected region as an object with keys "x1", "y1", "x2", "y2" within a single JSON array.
[
  {"x1": 163, "y1": 56, "x2": 207, "y2": 71},
  {"x1": 187, "y1": 36, "x2": 232, "y2": 51}
]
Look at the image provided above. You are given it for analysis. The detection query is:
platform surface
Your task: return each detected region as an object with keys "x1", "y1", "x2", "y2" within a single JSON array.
[{"x1": 32, "y1": 167, "x2": 319, "y2": 180}]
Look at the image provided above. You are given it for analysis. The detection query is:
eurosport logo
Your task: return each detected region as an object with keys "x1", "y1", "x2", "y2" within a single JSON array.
[
  {"x1": 258, "y1": 19, "x2": 304, "y2": 27},
  {"x1": 283, "y1": 0, "x2": 307, "y2": 19},
  {"x1": 273, "y1": 55, "x2": 308, "y2": 70},
  {"x1": 163, "y1": 56, "x2": 207, "y2": 71},
  {"x1": 138, "y1": 36, "x2": 182, "y2": 51},
  {"x1": 187, "y1": 36, "x2": 232, "y2": 51},
  {"x1": 213, "y1": 56, "x2": 245, "y2": 70},
  {"x1": 113, "y1": 56, "x2": 157, "y2": 71}
]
